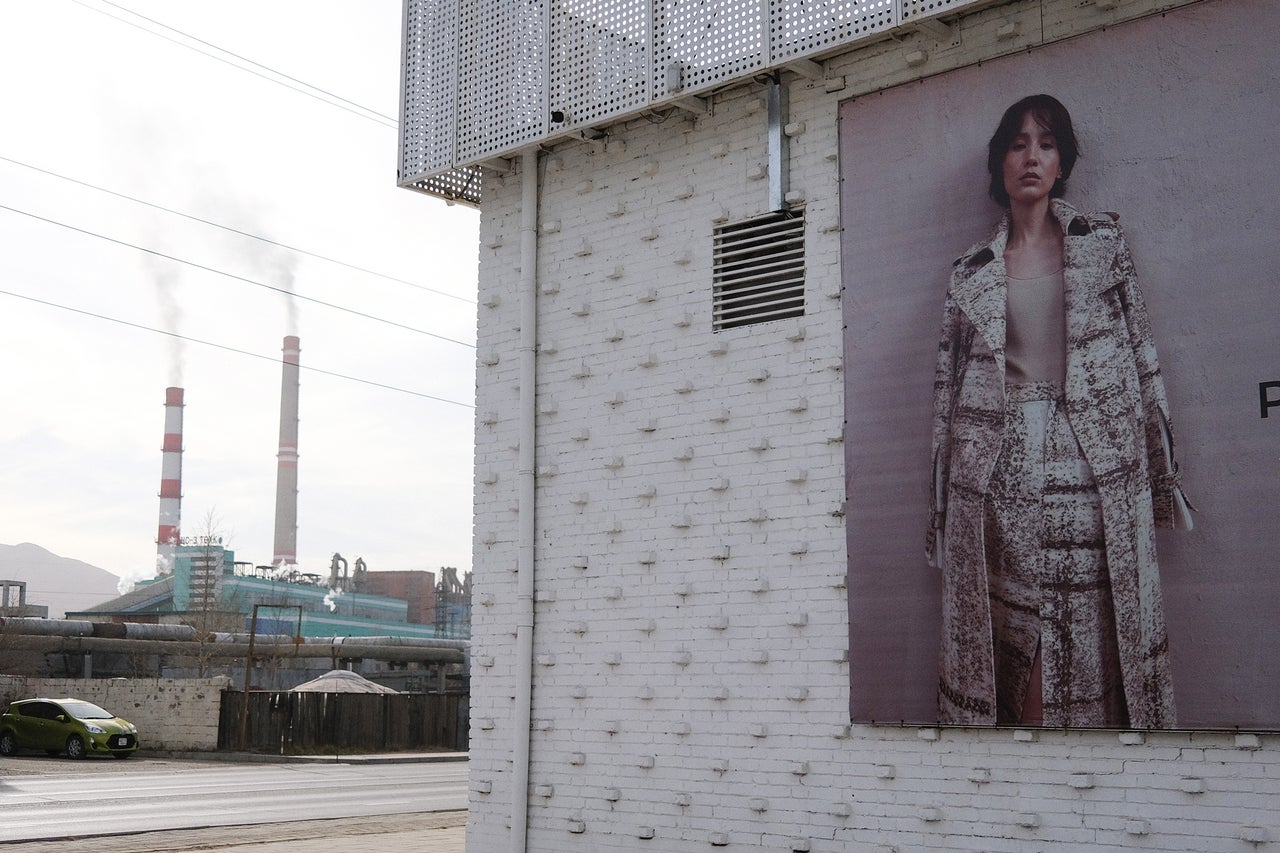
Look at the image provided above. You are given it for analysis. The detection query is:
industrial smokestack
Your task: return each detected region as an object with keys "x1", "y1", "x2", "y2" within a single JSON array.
[
  {"x1": 272, "y1": 336, "x2": 300, "y2": 566},
  {"x1": 156, "y1": 387, "x2": 184, "y2": 575}
]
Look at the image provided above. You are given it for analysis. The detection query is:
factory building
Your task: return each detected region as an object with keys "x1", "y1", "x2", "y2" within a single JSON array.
[
  {"x1": 70, "y1": 545, "x2": 464, "y2": 641},
  {"x1": 86, "y1": 338, "x2": 471, "y2": 645},
  {"x1": 0, "y1": 581, "x2": 47, "y2": 619}
]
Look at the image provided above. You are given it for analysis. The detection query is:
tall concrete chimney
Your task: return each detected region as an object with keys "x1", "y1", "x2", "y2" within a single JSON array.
[
  {"x1": 272, "y1": 336, "x2": 300, "y2": 566},
  {"x1": 156, "y1": 386, "x2": 184, "y2": 575}
]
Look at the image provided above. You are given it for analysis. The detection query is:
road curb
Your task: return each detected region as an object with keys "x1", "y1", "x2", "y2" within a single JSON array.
[{"x1": 143, "y1": 749, "x2": 468, "y2": 765}]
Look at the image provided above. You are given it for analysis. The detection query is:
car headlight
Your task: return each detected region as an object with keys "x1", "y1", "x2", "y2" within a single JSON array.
[
  {"x1": 85, "y1": 724, "x2": 106, "y2": 734},
  {"x1": 127, "y1": 723, "x2": 137, "y2": 733}
]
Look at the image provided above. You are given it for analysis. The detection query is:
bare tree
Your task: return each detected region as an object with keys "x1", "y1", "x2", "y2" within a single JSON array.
[{"x1": 186, "y1": 509, "x2": 244, "y2": 677}]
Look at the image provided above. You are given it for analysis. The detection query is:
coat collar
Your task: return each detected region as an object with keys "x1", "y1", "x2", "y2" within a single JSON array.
[{"x1": 949, "y1": 199, "x2": 1119, "y2": 362}]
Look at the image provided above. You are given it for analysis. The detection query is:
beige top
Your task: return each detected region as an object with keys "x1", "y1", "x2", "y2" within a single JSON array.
[{"x1": 1004, "y1": 269, "x2": 1066, "y2": 385}]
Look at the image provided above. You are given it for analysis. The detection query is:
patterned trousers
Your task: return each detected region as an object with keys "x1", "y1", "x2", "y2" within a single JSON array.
[{"x1": 985, "y1": 381, "x2": 1128, "y2": 728}]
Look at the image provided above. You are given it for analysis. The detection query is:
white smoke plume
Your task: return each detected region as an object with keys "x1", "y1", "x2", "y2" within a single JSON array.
[
  {"x1": 323, "y1": 587, "x2": 343, "y2": 613},
  {"x1": 119, "y1": 562, "x2": 156, "y2": 595},
  {"x1": 234, "y1": 217, "x2": 300, "y2": 336},
  {"x1": 145, "y1": 256, "x2": 185, "y2": 385}
]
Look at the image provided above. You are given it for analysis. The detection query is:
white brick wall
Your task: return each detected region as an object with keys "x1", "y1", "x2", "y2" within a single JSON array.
[{"x1": 465, "y1": 1, "x2": 1278, "y2": 850}]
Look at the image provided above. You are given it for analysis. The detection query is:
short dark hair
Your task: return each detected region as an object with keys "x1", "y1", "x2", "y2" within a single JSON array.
[{"x1": 987, "y1": 94, "x2": 1080, "y2": 207}]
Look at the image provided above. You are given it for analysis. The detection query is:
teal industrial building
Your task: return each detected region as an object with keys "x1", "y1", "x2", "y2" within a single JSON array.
[{"x1": 69, "y1": 543, "x2": 467, "y2": 642}]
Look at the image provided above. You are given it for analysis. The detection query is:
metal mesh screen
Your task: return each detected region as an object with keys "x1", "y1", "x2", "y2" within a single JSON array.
[
  {"x1": 550, "y1": 0, "x2": 651, "y2": 128},
  {"x1": 401, "y1": 0, "x2": 992, "y2": 203},
  {"x1": 456, "y1": 0, "x2": 549, "y2": 163},
  {"x1": 400, "y1": 0, "x2": 458, "y2": 183},
  {"x1": 653, "y1": 0, "x2": 766, "y2": 98},
  {"x1": 900, "y1": 0, "x2": 976, "y2": 21},
  {"x1": 405, "y1": 168, "x2": 486, "y2": 207},
  {"x1": 771, "y1": 0, "x2": 897, "y2": 61}
]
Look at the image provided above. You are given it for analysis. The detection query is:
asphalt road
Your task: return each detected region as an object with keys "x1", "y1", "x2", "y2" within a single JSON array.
[{"x1": 0, "y1": 754, "x2": 468, "y2": 843}]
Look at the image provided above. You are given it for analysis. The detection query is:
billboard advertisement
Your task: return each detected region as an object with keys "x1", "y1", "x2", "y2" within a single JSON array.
[{"x1": 842, "y1": 0, "x2": 1280, "y2": 729}]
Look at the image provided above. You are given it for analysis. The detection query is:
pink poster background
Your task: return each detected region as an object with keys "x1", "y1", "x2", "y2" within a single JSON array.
[{"x1": 841, "y1": 0, "x2": 1280, "y2": 728}]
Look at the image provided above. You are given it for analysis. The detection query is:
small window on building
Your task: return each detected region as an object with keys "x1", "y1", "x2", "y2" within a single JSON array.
[{"x1": 712, "y1": 211, "x2": 805, "y2": 331}]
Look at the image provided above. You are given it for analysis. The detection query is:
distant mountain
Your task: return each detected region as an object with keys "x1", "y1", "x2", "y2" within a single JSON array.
[{"x1": 0, "y1": 543, "x2": 123, "y2": 619}]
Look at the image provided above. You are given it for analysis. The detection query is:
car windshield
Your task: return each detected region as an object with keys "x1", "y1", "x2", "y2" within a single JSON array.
[{"x1": 57, "y1": 700, "x2": 114, "y2": 720}]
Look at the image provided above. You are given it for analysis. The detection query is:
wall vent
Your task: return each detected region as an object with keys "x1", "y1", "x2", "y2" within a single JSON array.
[{"x1": 712, "y1": 211, "x2": 805, "y2": 330}]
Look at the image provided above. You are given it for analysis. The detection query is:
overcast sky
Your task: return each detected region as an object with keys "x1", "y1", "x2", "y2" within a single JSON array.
[{"x1": 0, "y1": 1, "x2": 479, "y2": 586}]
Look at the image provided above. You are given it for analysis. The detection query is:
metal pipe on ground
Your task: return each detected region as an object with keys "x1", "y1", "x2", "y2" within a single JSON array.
[{"x1": 1, "y1": 634, "x2": 465, "y2": 664}]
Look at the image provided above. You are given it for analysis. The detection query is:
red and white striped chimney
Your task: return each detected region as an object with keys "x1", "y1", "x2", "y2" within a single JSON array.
[
  {"x1": 156, "y1": 386, "x2": 184, "y2": 575},
  {"x1": 272, "y1": 336, "x2": 300, "y2": 566}
]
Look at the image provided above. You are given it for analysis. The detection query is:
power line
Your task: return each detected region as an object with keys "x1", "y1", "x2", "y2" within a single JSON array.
[
  {"x1": 0, "y1": 203, "x2": 476, "y2": 349},
  {"x1": 0, "y1": 154, "x2": 476, "y2": 306},
  {"x1": 0, "y1": 287, "x2": 475, "y2": 409},
  {"x1": 95, "y1": 0, "x2": 398, "y2": 123},
  {"x1": 66, "y1": 0, "x2": 397, "y2": 129}
]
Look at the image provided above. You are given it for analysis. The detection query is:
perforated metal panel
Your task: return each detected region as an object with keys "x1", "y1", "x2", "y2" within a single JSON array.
[
  {"x1": 653, "y1": 0, "x2": 766, "y2": 99},
  {"x1": 400, "y1": 0, "x2": 999, "y2": 203},
  {"x1": 399, "y1": 0, "x2": 458, "y2": 183},
  {"x1": 457, "y1": 0, "x2": 549, "y2": 163},
  {"x1": 900, "y1": 0, "x2": 978, "y2": 22},
  {"x1": 550, "y1": 0, "x2": 651, "y2": 128},
  {"x1": 771, "y1": 0, "x2": 896, "y2": 61},
  {"x1": 406, "y1": 168, "x2": 486, "y2": 207}
]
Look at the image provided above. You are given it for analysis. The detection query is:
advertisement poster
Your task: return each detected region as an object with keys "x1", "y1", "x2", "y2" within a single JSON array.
[{"x1": 842, "y1": 0, "x2": 1280, "y2": 729}]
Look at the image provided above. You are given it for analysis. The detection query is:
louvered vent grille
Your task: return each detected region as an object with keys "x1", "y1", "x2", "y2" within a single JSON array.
[{"x1": 713, "y1": 212, "x2": 805, "y2": 330}]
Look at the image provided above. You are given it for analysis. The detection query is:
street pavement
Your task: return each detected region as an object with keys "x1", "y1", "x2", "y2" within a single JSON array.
[
  {"x1": 1, "y1": 751, "x2": 469, "y2": 852},
  {"x1": 0, "y1": 811, "x2": 467, "y2": 853}
]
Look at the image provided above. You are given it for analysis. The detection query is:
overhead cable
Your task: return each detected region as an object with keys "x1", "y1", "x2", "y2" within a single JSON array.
[
  {"x1": 67, "y1": 0, "x2": 397, "y2": 128},
  {"x1": 0, "y1": 287, "x2": 475, "y2": 408},
  {"x1": 0, "y1": 154, "x2": 475, "y2": 305},
  {"x1": 0, "y1": 203, "x2": 476, "y2": 349}
]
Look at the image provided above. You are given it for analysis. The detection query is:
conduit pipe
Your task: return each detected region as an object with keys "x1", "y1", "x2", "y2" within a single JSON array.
[
  {"x1": 511, "y1": 146, "x2": 540, "y2": 853},
  {"x1": 767, "y1": 72, "x2": 790, "y2": 212}
]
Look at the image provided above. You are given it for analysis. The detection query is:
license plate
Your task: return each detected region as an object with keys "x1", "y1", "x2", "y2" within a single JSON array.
[{"x1": 114, "y1": 736, "x2": 129, "y2": 747}]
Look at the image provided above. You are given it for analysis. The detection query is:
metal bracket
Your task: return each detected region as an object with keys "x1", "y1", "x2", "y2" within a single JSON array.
[
  {"x1": 479, "y1": 156, "x2": 515, "y2": 173},
  {"x1": 915, "y1": 17, "x2": 958, "y2": 42},
  {"x1": 668, "y1": 95, "x2": 710, "y2": 117},
  {"x1": 783, "y1": 58, "x2": 825, "y2": 81}
]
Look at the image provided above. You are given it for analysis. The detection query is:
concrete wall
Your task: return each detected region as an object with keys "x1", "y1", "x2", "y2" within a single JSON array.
[
  {"x1": 464, "y1": 0, "x2": 1280, "y2": 850},
  {"x1": 0, "y1": 676, "x2": 229, "y2": 751}
]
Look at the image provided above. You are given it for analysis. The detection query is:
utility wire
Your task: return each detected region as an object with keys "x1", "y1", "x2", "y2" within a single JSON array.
[
  {"x1": 95, "y1": 0, "x2": 398, "y2": 123},
  {"x1": 0, "y1": 287, "x2": 475, "y2": 409},
  {"x1": 67, "y1": 0, "x2": 397, "y2": 129},
  {"x1": 0, "y1": 154, "x2": 475, "y2": 306},
  {"x1": 0, "y1": 203, "x2": 476, "y2": 349}
]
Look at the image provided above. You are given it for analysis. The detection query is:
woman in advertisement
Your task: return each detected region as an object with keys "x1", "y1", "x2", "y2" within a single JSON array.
[{"x1": 927, "y1": 95, "x2": 1193, "y2": 728}]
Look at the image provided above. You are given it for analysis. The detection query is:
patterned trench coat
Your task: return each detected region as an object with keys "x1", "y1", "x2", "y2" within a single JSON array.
[{"x1": 927, "y1": 199, "x2": 1189, "y2": 728}]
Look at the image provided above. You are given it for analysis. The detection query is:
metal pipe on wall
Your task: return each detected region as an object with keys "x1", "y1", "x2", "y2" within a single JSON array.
[
  {"x1": 511, "y1": 147, "x2": 540, "y2": 853},
  {"x1": 767, "y1": 72, "x2": 790, "y2": 212}
]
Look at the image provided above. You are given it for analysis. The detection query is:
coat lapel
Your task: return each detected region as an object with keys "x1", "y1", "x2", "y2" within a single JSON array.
[
  {"x1": 949, "y1": 219, "x2": 1010, "y2": 378},
  {"x1": 1056, "y1": 200, "x2": 1118, "y2": 401}
]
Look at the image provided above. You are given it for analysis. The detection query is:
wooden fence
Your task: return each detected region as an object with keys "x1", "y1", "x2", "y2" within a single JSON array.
[{"x1": 218, "y1": 690, "x2": 468, "y2": 754}]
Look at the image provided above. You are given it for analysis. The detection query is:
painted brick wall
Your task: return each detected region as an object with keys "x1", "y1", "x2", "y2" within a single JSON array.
[
  {"x1": 464, "y1": 1, "x2": 1278, "y2": 850},
  {"x1": 0, "y1": 676, "x2": 230, "y2": 751}
]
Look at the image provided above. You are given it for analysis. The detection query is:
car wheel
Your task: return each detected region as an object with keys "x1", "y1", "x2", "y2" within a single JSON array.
[
  {"x1": 65, "y1": 735, "x2": 86, "y2": 759},
  {"x1": 0, "y1": 730, "x2": 16, "y2": 756}
]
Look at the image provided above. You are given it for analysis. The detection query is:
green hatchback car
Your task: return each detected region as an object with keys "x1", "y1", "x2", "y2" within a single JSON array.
[{"x1": 0, "y1": 698, "x2": 139, "y2": 759}]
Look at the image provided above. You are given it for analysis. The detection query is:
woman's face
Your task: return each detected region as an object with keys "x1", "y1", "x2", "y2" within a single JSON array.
[{"x1": 1002, "y1": 111, "x2": 1061, "y2": 207}]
